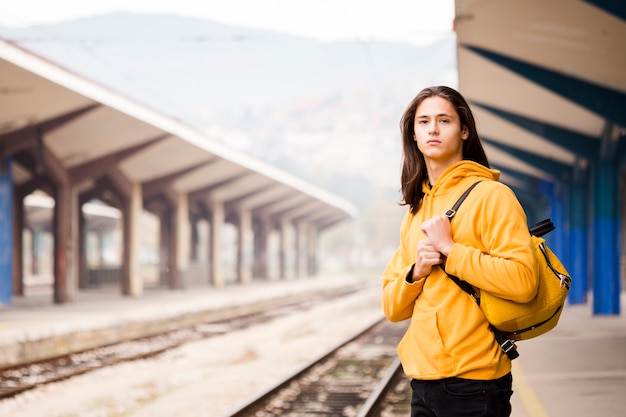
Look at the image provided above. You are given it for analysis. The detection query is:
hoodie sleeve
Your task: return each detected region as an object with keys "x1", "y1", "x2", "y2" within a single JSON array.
[
  {"x1": 444, "y1": 182, "x2": 538, "y2": 303},
  {"x1": 381, "y1": 211, "x2": 424, "y2": 322}
]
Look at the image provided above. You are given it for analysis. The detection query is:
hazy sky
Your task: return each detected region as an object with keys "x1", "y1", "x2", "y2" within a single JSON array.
[{"x1": 0, "y1": 0, "x2": 455, "y2": 45}]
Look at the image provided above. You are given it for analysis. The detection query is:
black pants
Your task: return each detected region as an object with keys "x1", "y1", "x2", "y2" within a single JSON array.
[{"x1": 410, "y1": 373, "x2": 513, "y2": 417}]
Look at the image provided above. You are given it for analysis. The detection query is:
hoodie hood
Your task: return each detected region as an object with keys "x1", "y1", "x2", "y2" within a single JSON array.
[{"x1": 423, "y1": 160, "x2": 500, "y2": 197}]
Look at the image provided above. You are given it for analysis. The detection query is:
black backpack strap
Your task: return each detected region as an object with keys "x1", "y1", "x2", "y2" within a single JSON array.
[
  {"x1": 529, "y1": 218, "x2": 554, "y2": 237},
  {"x1": 490, "y1": 325, "x2": 519, "y2": 359},
  {"x1": 446, "y1": 273, "x2": 480, "y2": 304},
  {"x1": 444, "y1": 181, "x2": 519, "y2": 360},
  {"x1": 444, "y1": 180, "x2": 483, "y2": 302},
  {"x1": 445, "y1": 181, "x2": 483, "y2": 220}
]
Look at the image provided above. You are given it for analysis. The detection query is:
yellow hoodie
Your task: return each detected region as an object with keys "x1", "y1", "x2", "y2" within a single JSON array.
[{"x1": 382, "y1": 161, "x2": 537, "y2": 380}]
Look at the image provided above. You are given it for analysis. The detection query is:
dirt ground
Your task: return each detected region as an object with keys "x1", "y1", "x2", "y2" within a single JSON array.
[{"x1": 0, "y1": 285, "x2": 387, "y2": 417}]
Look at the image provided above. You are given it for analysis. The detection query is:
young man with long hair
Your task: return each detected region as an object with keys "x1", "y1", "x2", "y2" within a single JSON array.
[{"x1": 382, "y1": 86, "x2": 537, "y2": 417}]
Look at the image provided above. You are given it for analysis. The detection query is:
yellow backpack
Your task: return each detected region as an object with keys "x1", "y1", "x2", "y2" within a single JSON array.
[
  {"x1": 479, "y1": 219, "x2": 571, "y2": 340},
  {"x1": 445, "y1": 182, "x2": 572, "y2": 359}
]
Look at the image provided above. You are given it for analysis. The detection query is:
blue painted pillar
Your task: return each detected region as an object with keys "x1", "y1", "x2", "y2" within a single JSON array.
[
  {"x1": 0, "y1": 158, "x2": 13, "y2": 306},
  {"x1": 538, "y1": 180, "x2": 567, "y2": 262},
  {"x1": 516, "y1": 182, "x2": 551, "y2": 227},
  {"x1": 592, "y1": 156, "x2": 621, "y2": 315},
  {"x1": 568, "y1": 163, "x2": 589, "y2": 304}
]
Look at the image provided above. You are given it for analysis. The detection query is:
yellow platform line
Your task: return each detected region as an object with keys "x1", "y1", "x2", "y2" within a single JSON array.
[{"x1": 512, "y1": 361, "x2": 549, "y2": 417}]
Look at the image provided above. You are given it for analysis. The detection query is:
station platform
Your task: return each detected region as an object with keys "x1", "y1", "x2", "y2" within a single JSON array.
[
  {"x1": 510, "y1": 292, "x2": 626, "y2": 417},
  {"x1": 0, "y1": 276, "x2": 625, "y2": 417}
]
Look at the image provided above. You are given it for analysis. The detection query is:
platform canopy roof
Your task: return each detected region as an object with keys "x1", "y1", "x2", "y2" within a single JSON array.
[
  {"x1": 0, "y1": 39, "x2": 357, "y2": 230},
  {"x1": 454, "y1": 0, "x2": 626, "y2": 189}
]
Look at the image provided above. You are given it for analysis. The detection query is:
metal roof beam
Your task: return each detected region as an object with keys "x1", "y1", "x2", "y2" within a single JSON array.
[
  {"x1": 255, "y1": 194, "x2": 310, "y2": 218},
  {"x1": 43, "y1": 104, "x2": 101, "y2": 133},
  {"x1": 223, "y1": 183, "x2": 279, "y2": 211},
  {"x1": 79, "y1": 176, "x2": 124, "y2": 210},
  {"x1": 187, "y1": 171, "x2": 250, "y2": 203},
  {"x1": 69, "y1": 134, "x2": 167, "y2": 184},
  {"x1": 143, "y1": 159, "x2": 215, "y2": 200},
  {"x1": 278, "y1": 202, "x2": 327, "y2": 223},
  {"x1": 234, "y1": 186, "x2": 293, "y2": 211},
  {"x1": 491, "y1": 164, "x2": 552, "y2": 222},
  {"x1": 15, "y1": 174, "x2": 55, "y2": 199},
  {"x1": 317, "y1": 212, "x2": 352, "y2": 231},
  {"x1": 0, "y1": 104, "x2": 100, "y2": 156},
  {"x1": 583, "y1": 0, "x2": 626, "y2": 21},
  {"x1": 293, "y1": 204, "x2": 345, "y2": 224},
  {"x1": 472, "y1": 101, "x2": 599, "y2": 158},
  {"x1": 464, "y1": 45, "x2": 626, "y2": 127},
  {"x1": 493, "y1": 163, "x2": 541, "y2": 187},
  {"x1": 208, "y1": 173, "x2": 270, "y2": 203},
  {"x1": 483, "y1": 136, "x2": 571, "y2": 180},
  {"x1": 0, "y1": 125, "x2": 37, "y2": 156}
]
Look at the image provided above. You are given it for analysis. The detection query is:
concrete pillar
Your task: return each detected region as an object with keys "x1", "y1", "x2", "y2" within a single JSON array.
[
  {"x1": 78, "y1": 208, "x2": 87, "y2": 289},
  {"x1": 253, "y1": 217, "x2": 269, "y2": 280},
  {"x1": 158, "y1": 209, "x2": 170, "y2": 286},
  {"x1": 307, "y1": 223, "x2": 318, "y2": 276},
  {"x1": 12, "y1": 175, "x2": 24, "y2": 297},
  {"x1": 592, "y1": 123, "x2": 621, "y2": 315},
  {"x1": 210, "y1": 200, "x2": 225, "y2": 288},
  {"x1": 176, "y1": 192, "x2": 190, "y2": 288},
  {"x1": 592, "y1": 159, "x2": 620, "y2": 314},
  {"x1": 190, "y1": 219, "x2": 199, "y2": 262},
  {"x1": 32, "y1": 224, "x2": 41, "y2": 275},
  {"x1": 157, "y1": 195, "x2": 183, "y2": 290},
  {"x1": 538, "y1": 180, "x2": 567, "y2": 263},
  {"x1": 296, "y1": 221, "x2": 307, "y2": 278},
  {"x1": 279, "y1": 219, "x2": 291, "y2": 280},
  {"x1": 126, "y1": 183, "x2": 143, "y2": 297},
  {"x1": 568, "y1": 162, "x2": 589, "y2": 304},
  {"x1": 0, "y1": 157, "x2": 13, "y2": 306},
  {"x1": 54, "y1": 183, "x2": 79, "y2": 303},
  {"x1": 237, "y1": 207, "x2": 253, "y2": 283}
]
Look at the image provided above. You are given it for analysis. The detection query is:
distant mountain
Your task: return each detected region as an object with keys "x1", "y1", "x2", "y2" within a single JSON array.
[
  {"x1": 0, "y1": 13, "x2": 456, "y2": 119},
  {"x1": 0, "y1": 12, "x2": 457, "y2": 198}
]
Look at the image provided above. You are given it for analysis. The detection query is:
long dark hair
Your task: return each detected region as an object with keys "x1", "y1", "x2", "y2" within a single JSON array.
[{"x1": 399, "y1": 86, "x2": 489, "y2": 213}]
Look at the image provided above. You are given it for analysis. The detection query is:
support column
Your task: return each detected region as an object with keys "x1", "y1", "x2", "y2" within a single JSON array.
[
  {"x1": 190, "y1": 219, "x2": 199, "y2": 262},
  {"x1": 253, "y1": 218, "x2": 269, "y2": 280},
  {"x1": 54, "y1": 183, "x2": 78, "y2": 303},
  {"x1": 78, "y1": 204, "x2": 87, "y2": 289},
  {"x1": 236, "y1": 207, "x2": 253, "y2": 284},
  {"x1": 538, "y1": 180, "x2": 567, "y2": 263},
  {"x1": 0, "y1": 157, "x2": 13, "y2": 306},
  {"x1": 210, "y1": 200, "x2": 225, "y2": 288},
  {"x1": 296, "y1": 221, "x2": 307, "y2": 278},
  {"x1": 125, "y1": 183, "x2": 143, "y2": 297},
  {"x1": 204, "y1": 214, "x2": 212, "y2": 286},
  {"x1": 307, "y1": 223, "x2": 318, "y2": 276},
  {"x1": 12, "y1": 176, "x2": 24, "y2": 297},
  {"x1": 157, "y1": 196, "x2": 183, "y2": 290},
  {"x1": 32, "y1": 224, "x2": 41, "y2": 276},
  {"x1": 279, "y1": 219, "x2": 291, "y2": 280},
  {"x1": 592, "y1": 123, "x2": 621, "y2": 315},
  {"x1": 568, "y1": 161, "x2": 589, "y2": 304},
  {"x1": 176, "y1": 193, "x2": 190, "y2": 288},
  {"x1": 158, "y1": 209, "x2": 170, "y2": 286}
]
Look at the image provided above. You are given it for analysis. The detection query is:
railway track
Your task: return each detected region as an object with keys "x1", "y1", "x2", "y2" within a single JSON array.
[
  {"x1": 0, "y1": 285, "x2": 361, "y2": 400},
  {"x1": 222, "y1": 319, "x2": 411, "y2": 417}
]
